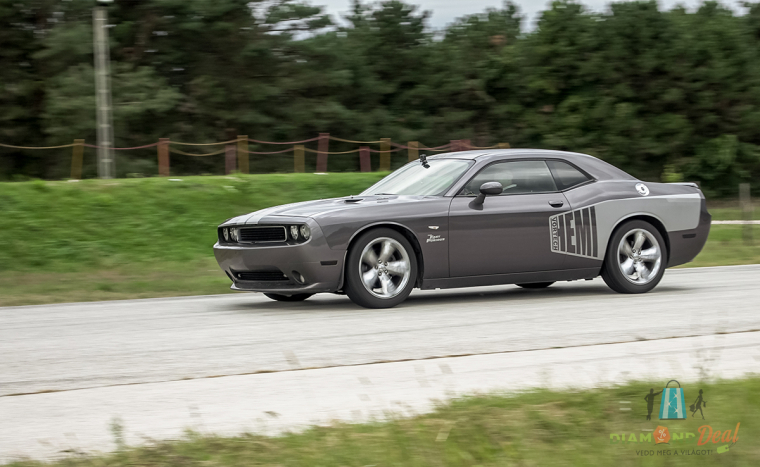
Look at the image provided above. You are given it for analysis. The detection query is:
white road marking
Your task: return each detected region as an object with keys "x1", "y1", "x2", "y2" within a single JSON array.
[{"x1": 712, "y1": 220, "x2": 760, "y2": 224}]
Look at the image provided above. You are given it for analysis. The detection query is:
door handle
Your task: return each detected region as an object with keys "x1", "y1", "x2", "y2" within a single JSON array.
[{"x1": 549, "y1": 200, "x2": 564, "y2": 208}]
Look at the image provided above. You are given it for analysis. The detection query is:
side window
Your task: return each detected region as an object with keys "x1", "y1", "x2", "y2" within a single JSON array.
[
  {"x1": 547, "y1": 160, "x2": 591, "y2": 191},
  {"x1": 461, "y1": 160, "x2": 557, "y2": 195}
]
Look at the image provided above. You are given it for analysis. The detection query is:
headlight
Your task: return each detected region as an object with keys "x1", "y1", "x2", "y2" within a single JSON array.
[
  {"x1": 230, "y1": 228, "x2": 238, "y2": 242},
  {"x1": 290, "y1": 225, "x2": 299, "y2": 240},
  {"x1": 299, "y1": 224, "x2": 311, "y2": 240},
  {"x1": 223, "y1": 228, "x2": 229, "y2": 241}
]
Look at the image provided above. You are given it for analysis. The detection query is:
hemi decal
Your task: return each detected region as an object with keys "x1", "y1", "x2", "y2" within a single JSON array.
[{"x1": 550, "y1": 206, "x2": 598, "y2": 259}]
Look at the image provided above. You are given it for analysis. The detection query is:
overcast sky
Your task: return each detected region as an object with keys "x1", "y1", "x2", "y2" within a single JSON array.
[{"x1": 318, "y1": 0, "x2": 744, "y2": 30}]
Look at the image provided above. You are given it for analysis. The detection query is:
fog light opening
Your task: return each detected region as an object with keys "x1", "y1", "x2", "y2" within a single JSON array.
[{"x1": 292, "y1": 271, "x2": 306, "y2": 284}]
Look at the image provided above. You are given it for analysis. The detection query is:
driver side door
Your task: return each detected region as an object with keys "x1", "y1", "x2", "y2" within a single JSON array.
[{"x1": 448, "y1": 160, "x2": 571, "y2": 277}]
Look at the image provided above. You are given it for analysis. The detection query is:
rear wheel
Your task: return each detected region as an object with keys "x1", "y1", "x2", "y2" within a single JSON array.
[
  {"x1": 601, "y1": 220, "x2": 667, "y2": 294},
  {"x1": 345, "y1": 228, "x2": 418, "y2": 309},
  {"x1": 263, "y1": 293, "x2": 313, "y2": 302},
  {"x1": 516, "y1": 282, "x2": 554, "y2": 289}
]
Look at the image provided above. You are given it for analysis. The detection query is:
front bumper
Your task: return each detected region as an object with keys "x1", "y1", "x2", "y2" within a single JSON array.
[{"x1": 213, "y1": 221, "x2": 345, "y2": 294}]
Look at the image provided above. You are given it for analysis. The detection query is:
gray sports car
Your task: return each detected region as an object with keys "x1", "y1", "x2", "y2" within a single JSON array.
[{"x1": 214, "y1": 149, "x2": 710, "y2": 308}]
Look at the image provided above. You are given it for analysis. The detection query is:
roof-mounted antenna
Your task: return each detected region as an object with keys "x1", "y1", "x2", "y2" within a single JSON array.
[{"x1": 419, "y1": 153, "x2": 430, "y2": 169}]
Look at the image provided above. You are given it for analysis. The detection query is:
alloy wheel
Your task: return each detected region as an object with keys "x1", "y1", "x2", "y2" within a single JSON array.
[
  {"x1": 617, "y1": 228, "x2": 662, "y2": 285},
  {"x1": 359, "y1": 237, "x2": 412, "y2": 299}
]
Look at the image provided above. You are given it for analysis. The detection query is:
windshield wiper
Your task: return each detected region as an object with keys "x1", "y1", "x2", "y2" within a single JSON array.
[{"x1": 374, "y1": 193, "x2": 396, "y2": 195}]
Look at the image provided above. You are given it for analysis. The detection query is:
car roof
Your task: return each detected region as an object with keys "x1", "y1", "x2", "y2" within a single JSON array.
[{"x1": 429, "y1": 149, "x2": 636, "y2": 181}]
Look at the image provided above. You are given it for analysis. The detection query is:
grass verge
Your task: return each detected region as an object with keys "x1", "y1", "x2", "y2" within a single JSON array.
[
  {"x1": 0, "y1": 175, "x2": 758, "y2": 306},
  {"x1": 5, "y1": 378, "x2": 759, "y2": 466},
  {"x1": 679, "y1": 224, "x2": 760, "y2": 268},
  {"x1": 707, "y1": 199, "x2": 760, "y2": 220},
  {"x1": 0, "y1": 174, "x2": 385, "y2": 306}
]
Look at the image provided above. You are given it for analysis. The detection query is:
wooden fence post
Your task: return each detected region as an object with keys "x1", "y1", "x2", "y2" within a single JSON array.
[
  {"x1": 360, "y1": 146, "x2": 371, "y2": 172},
  {"x1": 408, "y1": 141, "x2": 418, "y2": 162},
  {"x1": 450, "y1": 140, "x2": 460, "y2": 152},
  {"x1": 462, "y1": 139, "x2": 471, "y2": 150},
  {"x1": 294, "y1": 145, "x2": 305, "y2": 173},
  {"x1": 740, "y1": 183, "x2": 753, "y2": 244},
  {"x1": 158, "y1": 138, "x2": 170, "y2": 176},
  {"x1": 237, "y1": 135, "x2": 249, "y2": 174},
  {"x1": 225, "y1": 143, "x2": 236, "y2": 175},
  {"x1": 71, "y1": 139, "x2": 84, "y2": 180},
  {"x1": 498, "y1": 142, "x2": 511, "y2": 149},
  {"x1": 380, "y1": 138, "x2": 391, "y2": 171},
  {"x1": 316, "y1": 133, "x2": 329, "y2": 173}
]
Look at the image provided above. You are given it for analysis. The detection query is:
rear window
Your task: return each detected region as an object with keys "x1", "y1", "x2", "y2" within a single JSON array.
[{"x1": 547, "y1": 160, "x2": 592, "y2": 190}]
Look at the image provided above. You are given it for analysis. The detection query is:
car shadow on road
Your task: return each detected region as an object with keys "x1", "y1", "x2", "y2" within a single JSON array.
[
  {"x1": 227, "y1": 281, "x2": 691, "y2": 313},
  {"x1": 401, "y1": 282, "x2": 689, "y2": 307}
]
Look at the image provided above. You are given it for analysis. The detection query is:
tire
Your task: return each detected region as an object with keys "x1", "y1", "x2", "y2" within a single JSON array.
[
  {"x1": 263, "y1": 293, "x2": 313, "y2": 302},
  {"x1": 601, "y1": 220, "x2": 667, "y2": 294},
  {"x1": 345, "y1": 228, "x2": 418, "y2": 309},
  {"x1": 516, "y1": 282, "x2": 554, "y2": 289}
]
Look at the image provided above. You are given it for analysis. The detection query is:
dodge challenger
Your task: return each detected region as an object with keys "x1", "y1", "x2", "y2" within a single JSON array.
[{"x1": 213, "y1": 149, "x2": 710, "y2": 308}]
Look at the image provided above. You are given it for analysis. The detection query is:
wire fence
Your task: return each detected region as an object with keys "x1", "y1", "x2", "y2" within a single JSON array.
[{"x1": 1, "y1": 135, "x2": 510, "y2": 179}]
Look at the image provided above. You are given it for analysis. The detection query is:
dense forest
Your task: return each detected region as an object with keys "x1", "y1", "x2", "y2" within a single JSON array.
[{"x1": 2, "y1": 0, "x2": 760, "y2": 195}]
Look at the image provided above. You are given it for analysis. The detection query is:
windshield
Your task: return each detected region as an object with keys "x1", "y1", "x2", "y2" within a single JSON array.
[{"x1": 361, "y1": 159, "x2": 473, "y2": 196}]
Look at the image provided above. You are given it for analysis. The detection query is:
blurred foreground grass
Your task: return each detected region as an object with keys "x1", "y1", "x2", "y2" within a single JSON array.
[
  {"x1": 0, "y1": 175, "x2": 758, "y2": 306},
  {"x1": 5, "y1": 378, "x2": 759, "y2": 466}
]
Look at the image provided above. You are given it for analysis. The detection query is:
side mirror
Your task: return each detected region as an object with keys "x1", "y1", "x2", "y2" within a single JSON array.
[
  {"x1": 480, "y1": 181, "x2": 503, "y2": 196},
  {"x1": 471, "y1": 181, "x2": 503, "y2": 208}
]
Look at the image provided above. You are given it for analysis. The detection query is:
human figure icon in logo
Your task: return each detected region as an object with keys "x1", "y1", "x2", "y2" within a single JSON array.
[
  {"x1": 690, "y1": 389, "x2": 707, "y2": 419},
  {"x1": 644, "y1": 388, "x2": 663, "y2": 420}
]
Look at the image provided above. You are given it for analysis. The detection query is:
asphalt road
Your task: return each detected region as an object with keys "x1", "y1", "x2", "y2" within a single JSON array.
[
  {"x1": 2, "y1": 265, "x2": 760, "y2": 460},
  {"x1": 2, "y1": 265, "x2": 759, "y2": 397}
]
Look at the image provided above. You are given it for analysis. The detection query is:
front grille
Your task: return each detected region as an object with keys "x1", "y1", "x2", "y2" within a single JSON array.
[
  {"x1": 239, "y1": 226, "x2": 287, "y2": 243},
  {"x1": 236, "y1": 271, "x2": 289, "y2": 281}
]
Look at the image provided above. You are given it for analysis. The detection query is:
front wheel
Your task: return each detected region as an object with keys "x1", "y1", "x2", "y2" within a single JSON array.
[
  {"x1": 601, "y1": 220, "x2": 667, "y2": 294},
  {"x1": 345, "y1": 228, "x2": 418, "y2": 309},
  {"x1": 263, "y1": 293, "x2": 313, "y2": 302}
]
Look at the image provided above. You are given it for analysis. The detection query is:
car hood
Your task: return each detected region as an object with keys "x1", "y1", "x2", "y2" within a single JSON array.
[{"x1": 223, "y1": 195, "x2": 440, "y2": 225}]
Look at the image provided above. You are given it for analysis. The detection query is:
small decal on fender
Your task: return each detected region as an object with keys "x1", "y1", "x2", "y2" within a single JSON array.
[
  {"x1": 636, "y1": 183, "x2": 650, "y2": 196},
  {"x1": 426, "y1": 234, "x2": 445, "y2": 243}
]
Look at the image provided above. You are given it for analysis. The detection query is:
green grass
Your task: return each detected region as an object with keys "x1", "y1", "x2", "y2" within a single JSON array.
[
  {"x1": 684, "y1": 224, "x2": 760, "y2": 268},
  {"x1": 0, "y1": 174, "x2": 387, "y2": 273},
  {"x1": 0, "y1": 174, "x2": 386, "y2": 306},
  {"x1": 0, "y1": 175, "x2": 757, "y2": 306},
  {"x1": 707, "y1": 199, "x2": 760, "y2": 221},
  {"x1": 0, "y1": 259, "x2": 234, "y2": 306},
  {"x1": 5, "y1": 378, "x2": 759, "y2": 466}
]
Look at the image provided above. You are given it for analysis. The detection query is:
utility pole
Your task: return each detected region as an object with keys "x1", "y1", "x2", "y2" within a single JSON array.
[{"x1": 93, "y1": 0, "x2": 115, "y2": 178}]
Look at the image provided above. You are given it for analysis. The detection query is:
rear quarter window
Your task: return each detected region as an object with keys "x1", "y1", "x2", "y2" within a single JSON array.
[{"x1": 547, "y1": 160, "x2": 592, "y2": 191}]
